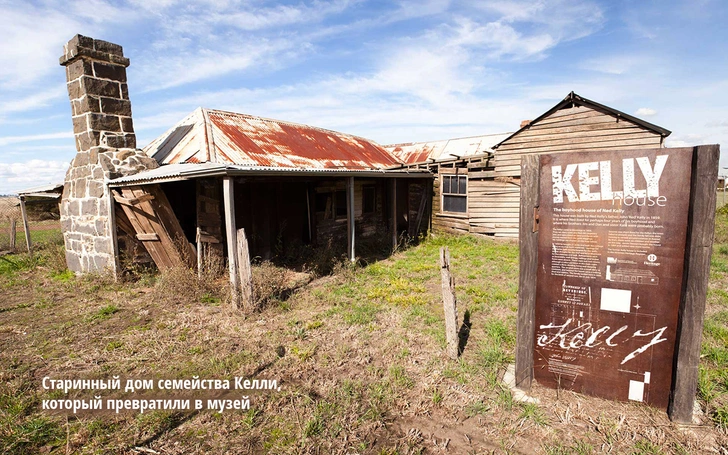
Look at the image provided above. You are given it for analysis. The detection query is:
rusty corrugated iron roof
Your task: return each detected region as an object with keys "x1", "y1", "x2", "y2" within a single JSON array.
[
  {"x1": 383, "y1": 132, "x2": 512, "y2": 165},
  {"x1": 143, "y1": 108, "x2": 401, "y2": 170}
]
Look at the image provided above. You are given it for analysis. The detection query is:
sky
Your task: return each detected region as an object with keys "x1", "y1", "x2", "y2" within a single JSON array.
[{"x1": 1, "y1": 0, "x2": 727, "y2": 194}]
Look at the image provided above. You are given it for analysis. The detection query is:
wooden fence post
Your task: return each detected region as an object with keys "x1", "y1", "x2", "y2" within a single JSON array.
[
  {"x1": 236, "y1": 228, "x2": 254, "y2": 312},
  {"x1": 222, "y1": 177, "x2": 240, "y2": 309},
  {"x1": 440, "y1": 247, "x2": 459, "y2": 360},
  {"x1": 515, "y1": 154, "x2": 540, "y2": 390},
  {"x1": 669, "y1": 144, "x2": 720, "y2": 423},
  {"x1": 19, "y1": 196, "x2": 31, "y2": 253},
  {"x1": 391, "y1": 179, "x2": 397, "y2": 250},
  {"x1": 9, "y1": 219, "x2": 16, "y2": 250}
]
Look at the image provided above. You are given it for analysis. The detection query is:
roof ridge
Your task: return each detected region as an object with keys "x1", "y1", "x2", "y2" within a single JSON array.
[
  {"x1": 492, "y1": 91, "x2": 671, "y2": 149},
  {"x1": 383, "y1": 132, "x2": 512, "y2": 148},
  {"x1": 202, "y1": 107, "x2": 384, "y2": 146}
]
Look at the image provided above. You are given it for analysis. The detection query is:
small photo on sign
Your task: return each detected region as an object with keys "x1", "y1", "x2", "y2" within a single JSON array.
[{"x1": 600, "y1": 288, "x2": 632, "y2": 313}]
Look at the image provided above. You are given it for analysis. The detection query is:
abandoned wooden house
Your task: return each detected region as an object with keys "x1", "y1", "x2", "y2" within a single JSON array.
[
  {"x1": 388, "y1": 92, "x2": 672, "y2": 237},
  {"x1": 111, "y1": 108, "x2": 432, "y2": 267},
  {"x1": 57, "y1": 33, "x2": 674, "y2": 292},
  {"x1": 57, "y1": 34, "x2": 430, "y2": 281}
]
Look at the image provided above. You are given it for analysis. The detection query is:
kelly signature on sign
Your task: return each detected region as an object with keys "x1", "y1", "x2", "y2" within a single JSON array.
[{"x1": 536, "y1": 319, "x2": 667, "y2": 365}]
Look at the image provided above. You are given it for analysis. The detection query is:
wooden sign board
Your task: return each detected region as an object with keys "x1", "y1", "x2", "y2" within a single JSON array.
[{"x1": 516, "y1": 145, "x2": 720, "y2": 421}]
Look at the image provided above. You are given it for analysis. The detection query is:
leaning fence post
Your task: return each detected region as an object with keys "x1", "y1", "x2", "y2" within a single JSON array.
[
  {"x1": 9, "y1": 219, "x2": 16, "y2": 251},
  {"x1": 440, "y1": 247, "x2": 459, "y2": 360},
  {"x1": 236, "y1": 228, "x2": 254, "y2": 311},
  {"x1": 19, "y1": 196, "x2": 32, "y2": 253}
]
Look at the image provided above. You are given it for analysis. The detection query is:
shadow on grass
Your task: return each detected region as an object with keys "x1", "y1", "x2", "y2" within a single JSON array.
[
  {"x1": 130, "y1": 411, "x2": 198, "y2": 451},
  {"x1": 458, "y1": 309, "x2": 472, "y2": 356}
]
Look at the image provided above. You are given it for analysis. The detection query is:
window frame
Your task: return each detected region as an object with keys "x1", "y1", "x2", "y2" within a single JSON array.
[{"x1": 440, "y1": 172, "x2": 468, "y2": 215}]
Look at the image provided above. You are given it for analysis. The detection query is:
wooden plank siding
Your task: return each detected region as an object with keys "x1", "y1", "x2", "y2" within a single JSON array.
[
  {"x1": 467, "y1": 178, "x2": 520, "y2": 237},
  {"x1": 494, "y1": 106, "x2": 663, "y2": 177}
]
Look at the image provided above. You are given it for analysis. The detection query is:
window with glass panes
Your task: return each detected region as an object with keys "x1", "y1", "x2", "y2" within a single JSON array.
[{"x1": 442, "y1": 174, "x2": 467, "y2": 213}]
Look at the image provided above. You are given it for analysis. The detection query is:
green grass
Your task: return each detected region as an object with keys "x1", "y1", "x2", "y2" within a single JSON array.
[
  {"x1": 90, "y1": 304, "x2": 119, "y2": 321},
  {"x1": 543, "y1": 439, "x2": 594, "y2": 455},
  {"x1": 702, "y1": 207, "x2": 728, "y2": 430},
  {"x1": 0, "y1": 213, "x2": 727, "y2": 453},
  {"x1": 0, "y1": 224, "x2": 62, "y2": 251}
]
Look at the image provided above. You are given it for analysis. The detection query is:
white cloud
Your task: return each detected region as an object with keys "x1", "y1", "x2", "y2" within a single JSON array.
[
  {"x1": 0, "y1": 160, "x2": 68, "y2": 194},
  {"x1": 137, "y1": 40, "x2": 300, "y2": 91},
  {"x1": 577, "y1": 55, "x2": 659, "y2": 75},
  {"x1": 0, "y1": 6, "x2": 82, "y2": 89},
  {"x1": 442, "y1": 18, "x2": 556, "y2": 60},
  {"x1": 635, "y1": 107, "x2": 657, "y2": 117},
  {"x1": 475, "y1": 0, "x2": 604, "y2": 41},
  {"x1": 216, "y1": 0, "x2": 355, "y2": 31},
  {"x1": 0, "y1": 132, "x2": 73, "y2": 147},
  {"x1": 0, "y1": 0, "x2": 136, "y2": 89},
  {"x1": 0, "y1": 86, "x2": 66, "y2": 118}
]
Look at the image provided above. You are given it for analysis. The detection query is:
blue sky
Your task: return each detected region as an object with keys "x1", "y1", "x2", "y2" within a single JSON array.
[{"x1": 1, "y1": 0, "x2": 727, "y2": 194}]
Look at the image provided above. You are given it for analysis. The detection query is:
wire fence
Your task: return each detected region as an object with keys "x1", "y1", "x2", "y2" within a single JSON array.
[
  {"x1": 0, "y1": 196, "x2": 62, "y2": 253},
  {"x1": 718, "y1": 189, "x2": 728, "y2": 210}
]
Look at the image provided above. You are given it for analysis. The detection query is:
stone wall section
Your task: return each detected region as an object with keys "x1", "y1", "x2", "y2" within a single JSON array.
[{"x1": 59, "y1": 35, "x2": 158, "y2": 274}]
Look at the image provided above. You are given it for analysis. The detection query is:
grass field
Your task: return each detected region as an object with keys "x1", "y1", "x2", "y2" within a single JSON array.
[
  {"x1": 0, "y1": 220, "x2": 62, "y2": 251},
  {"x1": 0, "y1": 210, "x2": 727, "y2": 454}
]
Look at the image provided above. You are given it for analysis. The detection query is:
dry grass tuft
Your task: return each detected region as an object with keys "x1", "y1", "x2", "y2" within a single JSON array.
[
  {"x1": 252, "y1": 261, "x2": 289, "y2": 308},
  {"x1": 153, "y1": 264, "x2": 227, "y2": 305}
]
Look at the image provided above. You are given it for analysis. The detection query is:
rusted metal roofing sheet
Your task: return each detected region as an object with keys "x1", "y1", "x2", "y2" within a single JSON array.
[
  {"x1": 16, "y1": 182, "x2": 64, "y2": 197},
  {"x1": 384, "y1": 132, "x2": 512, "y2": 165},
  {"x1": 143, "y1": 108, "x2": 401, "y2": 170}
]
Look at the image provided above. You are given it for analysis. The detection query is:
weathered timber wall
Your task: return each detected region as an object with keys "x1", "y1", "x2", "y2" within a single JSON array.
[{"x1": 494, "y1": 105, "x2": 663, "y2": 177}]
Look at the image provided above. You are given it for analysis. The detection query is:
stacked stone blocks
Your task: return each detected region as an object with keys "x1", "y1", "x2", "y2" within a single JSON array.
[{"x1": 59, "y1": 34, "x2": 158, "y2": 274}]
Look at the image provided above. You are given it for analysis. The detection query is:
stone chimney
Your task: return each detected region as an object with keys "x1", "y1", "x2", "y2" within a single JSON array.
[{"x1": 59, "y1": 34, "x2": 158, "y2": 274}]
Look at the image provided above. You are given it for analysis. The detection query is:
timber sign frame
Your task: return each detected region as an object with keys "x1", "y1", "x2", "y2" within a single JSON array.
[{"x1": 515, "y1": 145, "x2": 720, "y2": 423}]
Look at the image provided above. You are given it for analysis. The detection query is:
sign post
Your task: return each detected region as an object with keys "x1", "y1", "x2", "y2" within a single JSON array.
[{"x1": 516, "y1": 145, "x2": 719, "y2": 421}]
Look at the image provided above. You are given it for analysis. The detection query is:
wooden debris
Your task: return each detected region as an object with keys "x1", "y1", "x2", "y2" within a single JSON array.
[{"x1": 113, "y1": 185, "x2": 194, "y2": 271}]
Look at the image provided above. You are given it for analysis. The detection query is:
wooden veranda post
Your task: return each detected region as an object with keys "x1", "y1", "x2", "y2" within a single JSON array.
[
  {"x1": 391, "y1": 178, "x2": 397, "y2": 250},
  {"x1": 223, "y1": 177, "x2": 241, "y2": 309},
  {"x1": 236, "y1": 228, "x2": 254, "y2": 311},
  {"x1": 196, "y1": 227, "x2": 203, "y2": 278},
  {"x1": 440, "y1": 247, "x2": 459, "y2": 360},
  {"x1": 669, "y1": 144, "x2": 720, "y2": 423},
  {"x1": 19, "y1": 196, "x2": 31, "y2": 253},
  {"x1": 346, "y1": 177, "x2": 355, "y2": 262},
  {"x1": 515, "y1": 154, "x2": 539, "y2": 389}
]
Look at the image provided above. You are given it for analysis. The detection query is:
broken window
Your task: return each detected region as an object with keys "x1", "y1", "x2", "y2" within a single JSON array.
[
  {"x1": 315, "y1": 190, "x2": 347, "y2": 220},
  {"x1": 442, "y1": 175, "x2": 467, "y2": 213}
]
